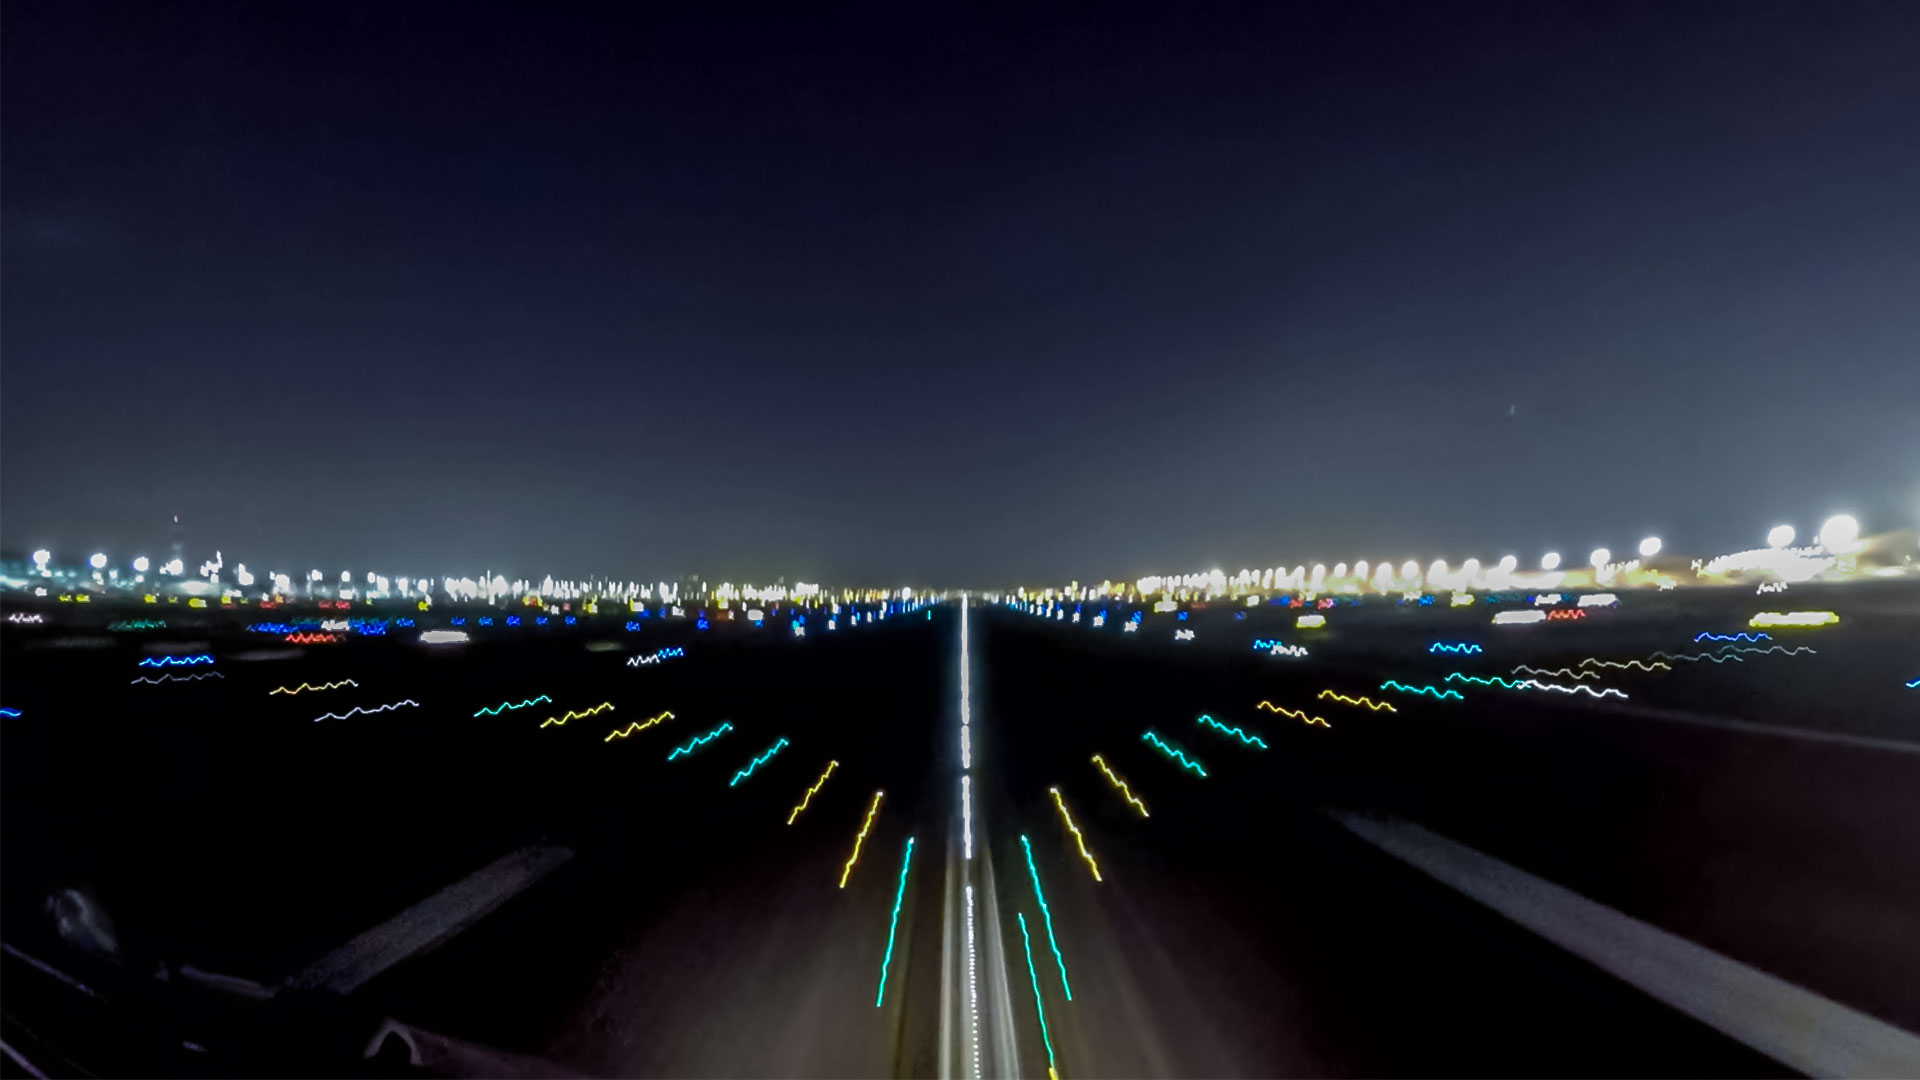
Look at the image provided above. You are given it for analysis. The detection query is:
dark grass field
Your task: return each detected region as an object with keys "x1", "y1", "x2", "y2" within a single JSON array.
[{"x1": 2, "y1": 585, "x2": 1916, "y2": 1076}]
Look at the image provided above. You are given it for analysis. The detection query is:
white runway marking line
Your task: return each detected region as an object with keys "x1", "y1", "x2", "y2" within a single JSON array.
[{"x1": 1336, "y1": 813, "x2": 1920, "y2": 1077}]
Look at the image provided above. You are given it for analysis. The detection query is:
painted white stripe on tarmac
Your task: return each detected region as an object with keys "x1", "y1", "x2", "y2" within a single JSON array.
[
  {"x1": 1336, "y1": 813, "x2": 1920, "y2": 1078},
  {"x1": 290, "y1": 844, "x2": 572, "y2": 993}
]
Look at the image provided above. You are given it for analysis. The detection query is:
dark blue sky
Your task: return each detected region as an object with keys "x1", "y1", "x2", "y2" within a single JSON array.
[{"x1": 5, "y1": 2, "x2": 1917, "y2": 584}]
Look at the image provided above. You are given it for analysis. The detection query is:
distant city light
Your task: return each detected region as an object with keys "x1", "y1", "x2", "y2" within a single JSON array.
[
  {"x1": 133, "y1": 556, "x2": 150, "y2": 572},
  {"x1": 32, "y1": 549, "x2": 51, "y2": 567},
  {"x1": 1589, "y1": 548, "x2": 1611, "y2": 569},
  {"x1": 89, "y1": 552, "x2": 107, "y2": 569},
  {"x1": 1767, "y1": 524, "x2": 1796, "y2": 549},
  {"x1": 1540, "y1": 552, "x2": 1561, "y2": 571},
  {"x1": 1638, "y1": 536, "x2": 1662, "y2": 558}
]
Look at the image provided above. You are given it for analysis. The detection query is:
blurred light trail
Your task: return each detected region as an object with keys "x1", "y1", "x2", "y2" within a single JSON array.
[
  {"x1": 130, "y1": 672, "x2": 226, "y2": 685},
  {"x1": 1047, "y1": 788, "x2": 1102, "y2": 882},
  {"x1": 7, "y1": 613, "x2": 45, "y2": 624},
  {"x1": 539, "y1": 702, "x2": 614, "y2": 728},
  {"x1": 839, "y1": 790, "x2": 885, "y2": 888},
  {"x1": 419, "y1": 630, "x2": 469, "y2": 645},
  {"x1": 1379, "y1": 680, "x2": 1464, "y2": 701},
  {"x1": 1507, "y1": 666, "x2": 1601, "y2": 681},
  {"x1": 1750, "y1": 611, "x2": 1840, "y2": 628},
  {"x1": 1520, "y1": 680, "x2": 1629, "y2": 700},
  {"x1": 137, "y1": 654, "x2": 212, "y2": 667},
  {"x1": 1546, "y1": 609, "x2": 1586, "y2": 621},
  {"x1": 1575, "y1": 658, "x2": 1672, "y2": 673},
  {"x1": 1255, "y1": 700, "x2": 1331, "y2": 728},
  {"x1": 1091, "y1": 755, "x2": 1149, "y2": 816},
  {"x1": 1695, "y1": 632, "x2": 1771, "y2": 643},
  {"x1": 270, "y1": 680, "x2": 358, "y2": 695},
  {"x1": 729, "y1": 737, "x2": 790, "y2": 787},
  {"x1": 667, "y1": 722, "x2": 733, "y2": 760},
  {"x1": 1493, "y1": 611, "x2": 1547, "y2": 625},
  {"x1": 1428, "y1": 642, "x2": 1481, "y2": 655},
  {"x1": 473, "y1": 694, "x2": 552, "y2": 717},
  {"x1": 1317, "y1": 690, "x2": 1398, "y2": 713},
  {"x1": 107, "y1": 619, "x2": 167, "y2": 631},
  {"x1": 1141, "y1": 730, "x2": 1208, "y2": 777},
  {"x1": 1196, "y1": 714, "x2": 1268, "y2": 748},
  {"x1": 875, "y1": 836, "x2": 916, "y2": 1007},
  {"x1": 1906, "y1": 678, "x2": 1919, "y2": 689},
  {"x1": 963, "y1": 774, "x2": 973, "y2": 859},
  {"x1": 602, "y1": 710, "x2": 675, "y2": 741},
  {"x1": 626, "y1": 647, "x2": 685, "y2": 667},
  {"x1": 786, "y1": 762, "x2": 840, "y2": 824},
  {"x1": 285, "y1": 633, "x2": 341, "y2": 643},
  {"x1": 1577, "y1": 593, "x2": 1620, "y2": 608},
  {"x1": 1017, "y1": 912, "x2": 1062, "y2": 1080},
  {"x1": 1251, "y1": 638, "x2": 1309, "y2": 657},
  {"x1": 1019, "y1": 835, "x2": 1073, "y2": 1000},
  {"x1": 0, "y1": 708, "x2": 19, "y2": 718},
  {"x1": 314, "y1": 700, "x2": 419, "y2": 722},
  {"x1": 1296, "y1": 614, "x2": 1327, "y2": 629},
  {"x1": 1449, "y1": 673, "x2": 1529, "y2": 688}
]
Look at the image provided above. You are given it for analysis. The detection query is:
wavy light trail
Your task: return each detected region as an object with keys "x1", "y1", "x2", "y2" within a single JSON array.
[
  {"x1": 0, "y1": 707, "x2": 19, "y2": 718},
  {"x1": 131, "y1": 672, "x2": 227, "y2": 685},
  {"x1": 1017, "y1": 912, "x2": 1062, "y2": 1080},
  {"x1": 1255, "y1": 701, "x2": 1331, "y2": 728},
  {"x1": 137, "y1": 654, "x2": 212, "y2": 667},
  {"x1": 1379, "y1": 680, "x2": 1464, "y2": 701},
  {"x1": 1048, "y1": 788, "x2": 1103, "y2": 882},
  {"x1": 1317, "y1": 690, "x2": 1398, "y2": 713},
  {"x1": 729, "y1": 737, "x2": 790, "y2": 787},
  {"x1": 786, "y1": 761, "x2": 839, "y2": 824},
  {"x1": 1196, "y1": 714, "x2": 1268, "y2": 748},
  {"x1": 1449, "y1": 673, "x2": 1528, "y2": 689},
  {"x1": 1428, "y1": 642, "x2": 1482, "y2": 655},
  {"x1": 839, "y1": 790, "x2": 885, "y2": 888},
  {"x1": 473, "y1": 694, "x2": 552, "y2": 717},
  {"x1": 603, "y1": 710, "x2": 675, "y2": 742},
  {"x1": 313, "y1": 700, "x2": 419, "y2": 722},
  {"x1": 1695, "y1": 632, "x2": 1770, "y2": 643},
  {"x1": 1519, "y1": 680, "x2": 1628, "y2": 700},
  {"x1": 285, "y1": 633, "x2": 340, "y2": 644},
  {"x1": 1508, "y1": 666, "x2": 1600, "y2": 681},
  {"x1": 1020, "y1": 835, "x2": 1073, "y2": 1000},
  {"x1": 1575, "y1": 658, "x2": 1672, "y2": 673},
  {"x1": 874, "y1": 837, "x2": 916, "y2": 1007},
  {"x1": 1091, "y1": 755, "x2": 1148, "y2": 816},
  {"x1": 667, "y1": 721, "x2": 733, "y2": 760},
  {"x1": 270, "y1": 680, "x2": 358, "y2": 695},
  {"x1": 1141, "y1": 730, "x2": 1207, "y2": 777},
  {"x1": 538, "y1": 702, "x2": 615, "y2": 728}
]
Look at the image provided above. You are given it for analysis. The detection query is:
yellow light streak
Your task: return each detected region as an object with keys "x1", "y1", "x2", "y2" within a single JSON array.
[
  {"x1": 602, "y1": 709, "x2": 675, "y2": 741},
  {"x1": 269, "y1": 680, "x2": 358, "y2": 695},
  {"x1": 840, "y1": 790, "x2": 885, "y2": 888},
  {"x1": 1316, "y1": 690, "x2": 1397, "y2": 713},
  {"x1": 539, "y1": 701, "x2": 614, "y2": 728},
  {"x1": 1048, "y1": 787, "x2": 1102, "y2": 882},
  {"x1": 1090, "y1": 754, "x2": 1148, "y2": 817},
  {"x1": 787, "y1": 760, "x2": 840, "y2": 825},
  {"x1": 1255, "y1": 700, "x2": 1332, "y2": 728}
]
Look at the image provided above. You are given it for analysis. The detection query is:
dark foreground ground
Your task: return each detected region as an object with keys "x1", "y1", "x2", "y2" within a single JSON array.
[{"x1": 2, "y1": 585, "x2": 1917, "y2": 1077}]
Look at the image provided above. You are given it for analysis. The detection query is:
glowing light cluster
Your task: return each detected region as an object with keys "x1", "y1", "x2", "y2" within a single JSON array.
[
  {"x1": 420, "y1": 630, "x2": 470, "y2": 645},
  {"x1": 1048, "y1": 788, "x2": 1103, "y2": 881},
  {"x1": 839, "y1": 790, "x2": 885, "y2": 887},
  {"x1": 314, "y1": 700, "x2": 420, "y2": 721},
  {"x1": 131, "y1": 671, "x2": 226, "y2": 685},
  {"x1": 729, "y1": 737, "x2": 791, "y2": 786},
  {"x1": 1256, "y1": 700, "x2": 1331, "y2": 728},
  {"x1": 1695, "y1": 632, "x2": 1770, "y2": 643},
  {"x1": 473, "y1": 694, "x2": 552, "y2": 717},
  {"x1": 874, "y1": 836, "x2": 916, "y2": 1008},
  {"x1": 1317, "y1": 690, "x2": 1398, "y2": 713},
  {"x1": 1091, "y1": 754, "x2": 1148, "y2": 816},
  {"x1": 1428, "y1": 642, "x2": 1481, "y2": 655},
  {"x1": 667, "y1": 721, "x2": 733, "y2": 759},
  {"x1": 1173, "y1": 628, "x2": 1195, "y2": 641},
  {"x1": 1196, "y1": 714, "x2": 1268, "y2": 748},
  {"x1": 270, "y1": 680, "x2": 358, "y2": 695},
  {"x1": 1379, "y1": 680, "x2": 1463, "y2": 701},
  {"x1": 1749, "y1": 611, "x2": 1839, "y2": 629},
  {"x1": 1493, "y1": 610, "x2": 1546, "y2": 625},
  {"x1": 1141, "y1": 730, "x2": 1208, "y2": 776},
  {"x1": 1296, "y1": 614, "x2": 1327, "y2": 629},
  {"x1": 1577, "y1": 593, "x2": 1620, "y2": 608},
  {"x1": 7, "y1": 612, "x2": 45, "y2": 624},
  {"x1": 138, "y1": 654, "x2": 212, "y2": 667}
]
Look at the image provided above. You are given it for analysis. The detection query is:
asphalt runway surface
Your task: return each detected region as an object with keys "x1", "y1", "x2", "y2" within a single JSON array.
[{"x1": 3, "y1": 586, "x2": 1917, "y2": 1076}]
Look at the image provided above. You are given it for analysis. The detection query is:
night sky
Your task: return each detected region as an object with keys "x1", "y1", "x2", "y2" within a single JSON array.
[{"x1": 5, "y1": 2, "x2": 1917, "y2": 585}]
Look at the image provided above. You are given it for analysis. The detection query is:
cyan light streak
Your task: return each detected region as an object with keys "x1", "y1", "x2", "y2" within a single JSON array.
[
  {"x1": 1017, "y1": 912, "x2": 1061, "y2": 1080},
  {"x1": 138, "y1": 654, "x2": 212, "y2": 667},
  {"x1": 728, "y1": 737, "x2": 790, "y2": 787},
  {"x1": 1379, "y1": 680, "x2": 1464, "y2": 701},
  {"x1": 1696, "y1": 631, "x2": 1770, "y2": 643},
  {"x1": 1020, "y1": 834, "x2": 1073, "y2": 1001},
  {"x1": 1141, "y1": 730, "x2": 1207, "y2": 776},
  {"x1": 1195, "y1": 714, "x2": 1267, "y2": 748},
  {"x1": 667, "y1": 722, "x2": 733, "y2": 760},
  {"x1": 1428, "y1": 642, "x2": 1482, "y2": 654},
  {"x1": 473, "y1": 694, "x2": 552, "y2": 717},
  {"x1": 874, "y1": 837, "x2": 916, "y2": 1007}
]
